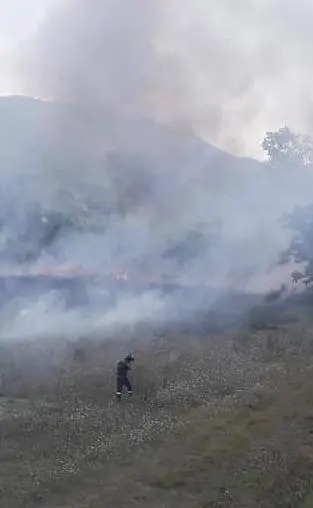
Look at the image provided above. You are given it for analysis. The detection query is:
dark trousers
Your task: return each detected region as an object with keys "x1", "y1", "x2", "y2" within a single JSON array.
[{"x1": 116, "y1": 376, "x2": 132, "y2": 394}]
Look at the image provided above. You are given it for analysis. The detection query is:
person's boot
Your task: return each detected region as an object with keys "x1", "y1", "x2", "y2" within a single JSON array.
[
  {"x1": 116, "y1": 392, "x2": 122, "y2": 401},
  {"x1": 127, "y1": 390, "x2": 133, "y2": 398}
]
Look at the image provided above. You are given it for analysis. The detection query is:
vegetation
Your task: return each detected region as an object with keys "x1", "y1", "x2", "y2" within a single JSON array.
[
  {"x1": 2, "y1": 97, "x2": 313, "y2": 506},
  {"x1": 262, "y1": 126, "x2": 313, "y2": 287},
  {"x1": 1, "y1": 319, "x2": 313, "y2": 507},
  {"x1": 0, "y1": 203, "x2": 112, "y2": 263},
  {"x1": 262, "y1": 126, "x2": 313, "y2": 169},
  {"x1": 281, "y1": 204, "x2": 313, "y2": 285}
]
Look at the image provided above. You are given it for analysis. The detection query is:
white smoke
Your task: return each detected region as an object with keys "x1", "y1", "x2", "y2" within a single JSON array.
[{"x1": 1, "y1": 0, "x2": 312, "y2": 339}]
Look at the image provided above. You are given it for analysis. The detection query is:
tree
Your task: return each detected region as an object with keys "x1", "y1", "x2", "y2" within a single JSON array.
[
  {"x1": 262, "y1": 127, "x2": 313, "y2": 286},
  {"x1": 162, "y1": 221, "x2": 221, "y2": 267},
  {"x1": 281, "y1": 205, "x2": 313, "y2": 286},
  {"x1": 162, "y1": 230, "x2": 207, "y2": 266},
  {"x1": 0, "y1": 209, "x2": 76, "y2": 263},
  {"x1": 262, "y1": 126, "x2": 313, "y2": 169}
]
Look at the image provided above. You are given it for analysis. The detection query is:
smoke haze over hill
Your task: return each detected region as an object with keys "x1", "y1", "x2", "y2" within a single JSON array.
[
  {"x1": 21, "y1": 0, "x2": 313, "y2": 157},
  {"x1": 1, "y1": 1, "x2": 313, "y2": 338}
]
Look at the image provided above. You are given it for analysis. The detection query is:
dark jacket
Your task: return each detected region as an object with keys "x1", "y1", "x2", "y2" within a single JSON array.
[{"x1": 116, "y1": 359, "x2": 130, "y2": 378}]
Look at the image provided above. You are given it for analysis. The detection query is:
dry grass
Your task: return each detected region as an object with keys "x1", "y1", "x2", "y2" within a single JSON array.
[{"x1": 0, "y1": 320, "x2": 313, "y2": 506}]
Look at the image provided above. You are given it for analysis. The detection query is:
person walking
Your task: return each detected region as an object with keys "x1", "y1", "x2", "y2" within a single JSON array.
[{"x1": 115, "y1": 353, "x2": 134, "y2": 400}]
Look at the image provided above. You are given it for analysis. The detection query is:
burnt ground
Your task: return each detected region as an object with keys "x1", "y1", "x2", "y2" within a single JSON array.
[{"x1": 1, "y1": 320, "x2": 313, "y2": 507}]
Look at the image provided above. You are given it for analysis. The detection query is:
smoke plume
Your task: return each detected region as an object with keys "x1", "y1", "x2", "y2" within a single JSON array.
[
  {"x1": 23, "y1": 0, "x2": 313, "y2": 157},
  {"x1": 23, "y1": 0, "x2": 157, "y2": 112},
  {"x1": 2, "y1": 0, "x2": 313, "y2": 339}
]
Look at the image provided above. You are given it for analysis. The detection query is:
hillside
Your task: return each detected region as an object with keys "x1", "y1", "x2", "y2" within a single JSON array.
[
  {"x1": 1, "y1": 321, "x2": 313, "y2": 507},
  {"x1": 1, "y1": 96, "x2": 313, "y2": 507},
  {"x1": 0, "y1": 94, "x2": 263, "y2": 213},
  {"x1": 0, "y1": 95, "x2": 268, "y2": 284}
]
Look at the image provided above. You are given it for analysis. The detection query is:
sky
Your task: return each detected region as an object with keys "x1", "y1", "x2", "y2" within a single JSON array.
[
  {"x1": 0, "y1": 0, "x2": 58, "y2": 94},
  {"x1": 2, "y1": 0, "x2": 313, "y2": 159}
]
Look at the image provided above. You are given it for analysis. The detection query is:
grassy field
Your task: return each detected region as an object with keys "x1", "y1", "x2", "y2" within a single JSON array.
[{"x1": 1, "y1": 312, "x2": 313, "y2": 507}]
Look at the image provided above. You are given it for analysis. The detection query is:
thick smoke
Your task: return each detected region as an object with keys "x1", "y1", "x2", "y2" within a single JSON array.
[
  {"x1": 3, "y1": 0, "x2": 313, "y2": 339},
  {"x1": 150, "y1": 0, "x2": 313, "y2": 157},
  {"x1": 23, "y1": 0, "x2": 157, "y2": 112},
  {"x1": 22, "y1": 0, "x2": 313, "y2": 159},
  {"x1": 23, "y1": 0, "x2": 313, "y2": 157}
]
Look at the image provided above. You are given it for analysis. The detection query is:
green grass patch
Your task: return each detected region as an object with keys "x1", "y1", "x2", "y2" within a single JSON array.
[{"x1": 299, "y1": 490, "x2": 313, "y2": 507}]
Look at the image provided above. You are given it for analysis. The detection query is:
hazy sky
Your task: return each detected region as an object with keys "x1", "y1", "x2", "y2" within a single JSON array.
[
  {"x1": 2, "y1": 0, "x2": 313, "y2": 159},
  {"x1": 0, "y1": 0, "x2": 58, "y2": 93}
]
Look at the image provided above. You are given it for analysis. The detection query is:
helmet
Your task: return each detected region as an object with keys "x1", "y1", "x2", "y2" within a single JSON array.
[{"x1": 125, "y1": 353, "x2": 135, "y2": 362}]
